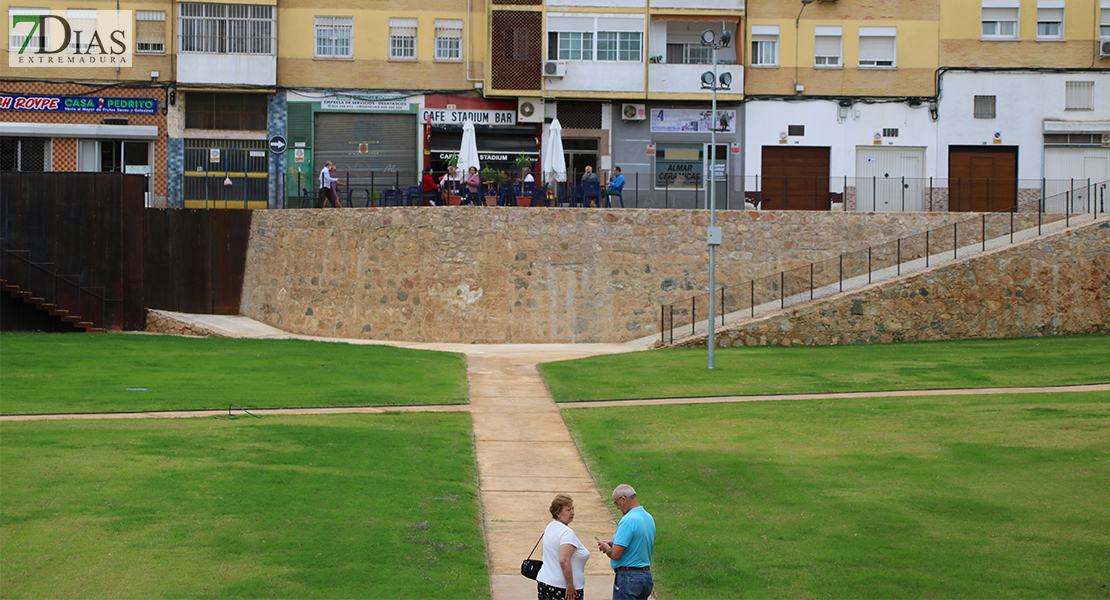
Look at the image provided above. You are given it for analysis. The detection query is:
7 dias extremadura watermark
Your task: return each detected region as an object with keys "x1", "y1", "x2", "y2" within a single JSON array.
[{"x1": 9, "y1": 9, "x2": 132, "y2": 68}]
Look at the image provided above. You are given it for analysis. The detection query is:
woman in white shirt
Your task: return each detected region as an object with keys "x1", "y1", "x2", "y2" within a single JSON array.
[{"x1": 537, "y1": 494, "x2": 590, "y2": 600}]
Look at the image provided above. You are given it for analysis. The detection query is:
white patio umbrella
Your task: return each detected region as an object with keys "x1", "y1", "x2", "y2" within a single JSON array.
[
  {"x1": 457, "y1": 119, "x2": 481, "y2": 182},
  {"x1": 542, "y1": 118, "x2": 567, "y2": 186}
]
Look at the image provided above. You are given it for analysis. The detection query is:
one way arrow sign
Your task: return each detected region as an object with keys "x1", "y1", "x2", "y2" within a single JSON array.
[{"x1": 269, "y1": 135, "x2": 287, "y2": 154}]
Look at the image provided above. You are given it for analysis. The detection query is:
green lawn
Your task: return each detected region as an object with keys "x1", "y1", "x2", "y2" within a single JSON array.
[
  {"x1": 0, "y1": 413, "x2": 489, "y2": 599},
  {"x1": 564, "y1": 391, "x2": 1110, "y2": 599},
  {"x1": 540, "y1": 334, "x2": 1110, "y2": 402},
  {"x1": 0, "y1": 333, "x2": 469, "y2": 414}
]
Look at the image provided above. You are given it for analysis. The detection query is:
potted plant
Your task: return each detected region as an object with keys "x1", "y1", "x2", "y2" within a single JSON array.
[{"x1": 480, "y1": 167, "x2": 506, "y2": 206}]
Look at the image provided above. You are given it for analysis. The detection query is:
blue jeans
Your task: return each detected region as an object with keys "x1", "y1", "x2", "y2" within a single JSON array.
[{"x1": 613, "y1": 569, "x2": 653, "y2": 600}]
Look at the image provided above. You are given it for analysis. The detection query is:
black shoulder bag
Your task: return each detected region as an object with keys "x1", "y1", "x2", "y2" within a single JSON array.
[{"x1": 520, "y1": 531, "x2": 543, "y2": 580}]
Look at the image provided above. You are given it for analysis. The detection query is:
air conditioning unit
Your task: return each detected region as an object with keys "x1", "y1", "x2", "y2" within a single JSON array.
[
  {"x1": 542, "y1": 60, "x2": 566, "y2": 78},
  {"x1": 622, "y1": 104, "x2": 646, "y2": 121},
  {"x1": 1100, "y1": 40, "x2": 1110, "y2": 58},
  {"x1": 518, "y1": 98, "x2": 544, "y2": 123}
]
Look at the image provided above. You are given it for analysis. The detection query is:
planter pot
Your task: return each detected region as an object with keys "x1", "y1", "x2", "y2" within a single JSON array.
[
  {"x1": 484, "y1": 196, "x2": 499, "y2": 206},
  {"x1": 515, "y1": 196, "x2": 532, "y2": 207},
  {"x1": 447, "y1": 195, "x2": 463, "y2": 206}
]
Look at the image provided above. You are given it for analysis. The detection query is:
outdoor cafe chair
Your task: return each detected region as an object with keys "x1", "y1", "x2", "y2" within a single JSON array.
[{"x1": 582, "y1": 180, "x2": 601, "y2": 207}]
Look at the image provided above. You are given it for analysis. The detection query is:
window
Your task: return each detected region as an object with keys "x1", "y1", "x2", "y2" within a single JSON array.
[
  {"x1": 136, "y1": 11, "x2": 166, "y2": 53},
  {"x1": 389, "y1": 18, "x2": 417, "y2": 59},
  {"x1": 0, "y1": 138, "x2": 49, "y2": 172},
  {"x1": 179, "y1": 3, "x2": 274, "y2": 54},
  {"x1": 751, "y1": 25, "x2": 779, "y2": 66},
  {"x1": 556, "y1": 32, "x2": 593, "y2": 60},
  {"x1": 666, "y1": 43, "x2": 711, "y2": 64},
  {"x1": 788, "y1": 125, "x2": 805, "y2": 136},
  {"x1": 858, "y1": 27, "x2": 896, "y2": 67},
  {"x1": 185, "y1": 92, "x2": 268, "y2": 130},
  {"x1": 982, "y1": 7, "x2": 1018, "y2": 39},
  {"x1": 315, "y1": 16, "x2": 352, "y2": 58},
  {"x1": 435, "y1": 19, "x2": 462, "y2": 61},
  {"x1": 1037, "y1": 6, "x2": 1063, "y2": 39},
  {"x1": 1065, "y1": 81, "x2": 1094, "y2": 110},
  {"x1": 65, "y1": 9, "x2": 96, "y2": 53},
  {"x1": 597, "y1": 31, "x2": 641, "y2": 61},
  {"x1": 1102, "y1": 8, "x2": 1109, "y2": 38},
  {"x1": 882, "y1": 128, "x2": 899, "y2": 138},
  {"x1": 654, "y1": 143, "x2": 703, "y2": 190},
  {"x1": 8, "y1": 7, "x2": 49, "y2": 52},
  {"x1": 974, "y1": 95, "x2": 996, "y2": 118},
  {"x1": 814, "y1": 26, "x2": 842, "y2": 67}
]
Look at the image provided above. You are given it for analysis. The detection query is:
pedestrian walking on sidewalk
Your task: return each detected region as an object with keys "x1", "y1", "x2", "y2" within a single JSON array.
[
  {"x1": 537, "y1": 494, "x2": 590, "y2": 600},
  {"x1": 597, "y1": 484, "x2": 655, "y2": 600}
]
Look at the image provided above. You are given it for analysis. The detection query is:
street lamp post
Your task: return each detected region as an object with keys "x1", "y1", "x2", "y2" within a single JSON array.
[{"x1": 700, "y1": 28, "x2": 731, "y2": 370}]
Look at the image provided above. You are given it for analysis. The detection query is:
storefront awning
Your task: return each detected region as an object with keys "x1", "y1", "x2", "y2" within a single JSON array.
[{"x1": 430, "y1": 123, "x2": 539, "y2": 157}]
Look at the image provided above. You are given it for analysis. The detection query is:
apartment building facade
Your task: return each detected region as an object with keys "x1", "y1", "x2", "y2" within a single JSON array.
[
  {"x1": 484, "y1": 0, "x2": 746, "y2": 208},
  {"x1": 742, "y1": 0, "x2": 1110, "y2": 212},
  {"x1": 5, "y1": 0, "x2": 1106, "y2": 212}
]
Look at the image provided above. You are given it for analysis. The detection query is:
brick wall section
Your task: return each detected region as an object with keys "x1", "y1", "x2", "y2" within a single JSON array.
[
  {"x1": 675, "y1": 217, "x2": 1110, "y2": 348},
  {"x1": 239, "y1": 208, "x2": 1061, "y2": 344}
]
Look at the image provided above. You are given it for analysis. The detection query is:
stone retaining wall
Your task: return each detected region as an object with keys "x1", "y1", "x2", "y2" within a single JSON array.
[
  {"x1": 239, "y1": 207, "x2": 1067, "y2": 344},
  {"x1": 145, "y1": 309, "x2": 229, "y2": 337},
  {"x1": 676, "y1": 218, "x2": 1110, "y2": 347}
]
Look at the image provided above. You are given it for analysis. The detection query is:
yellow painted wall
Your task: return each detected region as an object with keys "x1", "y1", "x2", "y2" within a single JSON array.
[
  {"x1": 745, "y1": 18, "x2": 939, "y2": 97},
  {"x1": 276, "y1": 3, "x2": 484, "y2": 89},
  {"x1": 938, "y1": 0, "x2": 1103, "y2": 67}
]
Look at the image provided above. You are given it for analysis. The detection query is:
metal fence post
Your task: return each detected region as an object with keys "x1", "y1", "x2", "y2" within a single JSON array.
[
  {"x1": 751, "y1": 279, "x2": 755, "y2": 319},
  {"x1": 897, "y1": 239, "x2": 901, "y2": 276},
  {"x1": 780, "y1": 272, "x2": 785, "y2": 309},
  {"x1": 868, "y1": 247, "x2": 872, "y2": 283}
]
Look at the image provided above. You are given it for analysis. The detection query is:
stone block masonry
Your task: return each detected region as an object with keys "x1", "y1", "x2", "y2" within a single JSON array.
[
  {"x1": 239, "y1": 207, "x2": 1070, "y2": 344},
  {"x1": 678, "y1": 218, "x2": 1110, "y2": 348}
]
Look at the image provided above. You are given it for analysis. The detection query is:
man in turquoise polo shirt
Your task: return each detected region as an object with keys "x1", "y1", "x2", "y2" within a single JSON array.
[{"x1": 597, "y1": 484, "x2": 655, "y2": 600}]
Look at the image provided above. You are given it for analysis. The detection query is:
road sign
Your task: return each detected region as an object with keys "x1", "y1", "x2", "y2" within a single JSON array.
[{"x1": 269, "y1": 135, "x2": 287, "y2": 154}]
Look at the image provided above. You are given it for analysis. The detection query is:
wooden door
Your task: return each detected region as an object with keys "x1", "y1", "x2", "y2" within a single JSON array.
[
  {"x1": 761, "y1": 146, "x2": 830, "y2": 210},
  {"x1": 948, "y1": 146, "x2": 1017, "y2": 212}
]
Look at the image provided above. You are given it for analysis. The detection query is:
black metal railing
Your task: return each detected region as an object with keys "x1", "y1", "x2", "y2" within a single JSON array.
[
  {"x1": 658, "y1": 192, "x2": 1105, "y2": 344},
  {"x1": 277, "y1": 172, "x2": 1107, "y2": 214},
  {"x1": 1, "y1": 246, "x2": 120, "y2": 330}
]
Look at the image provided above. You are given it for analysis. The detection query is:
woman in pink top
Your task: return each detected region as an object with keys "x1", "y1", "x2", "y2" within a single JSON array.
[{"x1": 465, "y1": 166, "x2": 481, "y2": 204}]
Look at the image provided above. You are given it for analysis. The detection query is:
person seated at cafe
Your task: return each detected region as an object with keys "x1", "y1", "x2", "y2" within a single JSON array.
[
  {"x1": 581, "y1": 166, "x2": 598, "y2": 186},
  {"x1": 422, "y1": 167, "x2": 439, "y2": 206},
  {"x1": 440, "y1": 165, "x2": 459, "y2": 201},
  {"x1": 603, "y1": 166, "x2": 625, "y2": 198},
  {"x1": 522, "y1": 167, "x2": 535, "y2": 185}
]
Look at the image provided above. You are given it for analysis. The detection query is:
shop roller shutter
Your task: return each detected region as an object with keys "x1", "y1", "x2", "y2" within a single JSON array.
[{"x1": 313, "y1": 112, "x2": 418, "y2": 181}]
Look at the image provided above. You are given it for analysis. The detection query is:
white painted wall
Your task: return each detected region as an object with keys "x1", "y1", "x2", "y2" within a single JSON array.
[
  {"x1": 545, "y1": 62, "x2": 645, "y2": 93},
  {"x1": 649, "y1": 63, "x2": 743, "y2": 96},
  {"x1": 937, "y1": 71, "x2": 1110, "y2": 179},
  {"x1": 743, "y1": 99, "x2": 937, "y2": 185},
  {"x1": 650, "y1": 0, "x2": 743, "y2": 10},
  {"x1": 177, "y1": 54, "x2": 276, "y2": 86}
]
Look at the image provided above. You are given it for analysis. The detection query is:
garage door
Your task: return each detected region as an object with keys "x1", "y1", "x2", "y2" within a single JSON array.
[
  {"x1": 313, "y1": 113, "x2": 418, "y2": 182},
  {"x1": 948, "y1": 146, "x2": 1017, "y2": 212},
  {"x1": 1044, "y1": 146, "x2": 1110, "y2": 213},
  {"x1": 760, "y1": 146, "x2": 830, "y2": 211},
  {"x1": 854, "y1": 146, "x2": 926, "y2": 212}
]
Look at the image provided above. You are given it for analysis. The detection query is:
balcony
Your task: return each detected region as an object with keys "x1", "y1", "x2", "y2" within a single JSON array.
[
  {"x1": 175, "y1": 2, "x2": 276, "y2": 86},
  {"x1": 544, "y1": 61, "x2": 646, "y2": 94},
  {"x1": 649, "y1": 63, "x2": 744, "y2": 98},
  {"x1": 177, "y1": 54, "x2": 276, "y2": 86}
]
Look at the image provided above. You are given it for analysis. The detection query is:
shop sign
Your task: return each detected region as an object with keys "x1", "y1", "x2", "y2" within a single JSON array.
[
  {"x1": 8, "y1": 10, "x2": 133, "y2": 68},
  {"x1": 421, "y1": 109, "x2": 516, "y2": 125},
  {"x1": 0, "y1": 94, "x2": 156, "y2": 114},
  {"x1": 320, "y1": 95, "x2": 409, "y2": 111},
  {"x1": 650, "y1": 109, "x2": 736, "y2": 134}
]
